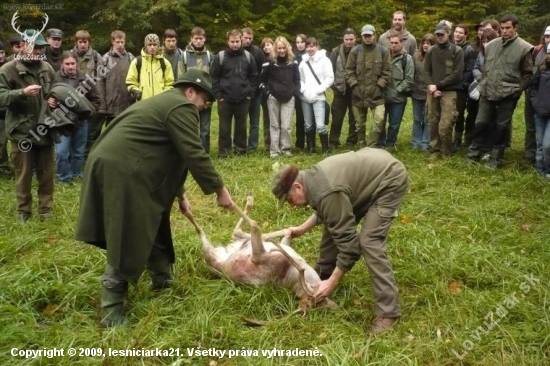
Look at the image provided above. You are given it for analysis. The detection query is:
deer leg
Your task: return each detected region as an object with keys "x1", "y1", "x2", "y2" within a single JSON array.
[
  {"x1": 231, "y1": 201, "x2": 265, "y2": 263},
  {"x1": 232, "y1": 193, "x2": 254, "y2": 239}
]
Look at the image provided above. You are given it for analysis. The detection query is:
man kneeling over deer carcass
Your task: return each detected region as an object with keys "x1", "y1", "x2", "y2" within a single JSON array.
[{"x1": 271, "y1": 147, "x2": 408, "y2": 334}]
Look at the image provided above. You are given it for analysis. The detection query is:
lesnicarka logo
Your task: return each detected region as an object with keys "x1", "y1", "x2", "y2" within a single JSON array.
[{"x1": 12, "y1": 10, "x2": 49, "y2": 61}]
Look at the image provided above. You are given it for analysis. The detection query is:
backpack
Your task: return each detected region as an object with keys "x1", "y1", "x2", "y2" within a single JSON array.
[
  {"x1": 531, "y1": 71, "x2": 550, "y2": 117},
  {"x1": 136, "y1": 56, "x2": 167, "y2": 83},
  {"x1": 218, "y1": 50, "x2": 252, "y2": 66}
]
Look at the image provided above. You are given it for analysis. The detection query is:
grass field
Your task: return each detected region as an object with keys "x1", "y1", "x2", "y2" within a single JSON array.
[{"x1": 0, "y1": 96, "x2": 549, "y2": 366}]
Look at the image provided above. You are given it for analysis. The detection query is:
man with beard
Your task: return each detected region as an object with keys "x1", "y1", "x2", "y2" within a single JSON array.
[
  {"x1": 329, "y1": 28, "x2": 357, "y2": 149},
  {"x1": 379, "y1": 11, "x2": 417, "y2": 57},
  {"x1": 0, "y1": 30, "x2": 58, "y2": 221},
  {"x1": 44, "y1": 28, "x2": 64, "y2": 71}
]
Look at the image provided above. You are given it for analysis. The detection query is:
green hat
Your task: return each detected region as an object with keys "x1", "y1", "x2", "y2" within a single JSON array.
[
  {"x1": 271, "y1": 165, "x2": 299, "y2": 209},
  {"x1": 47, "y1": 28, "x2": 63, "y2": 39},
  {"x1": 173, "y1": 69, "x2": 215, "y2": 102},
  {"x1": 23, "y1": 29, "x2": 48, "y2": 46}
]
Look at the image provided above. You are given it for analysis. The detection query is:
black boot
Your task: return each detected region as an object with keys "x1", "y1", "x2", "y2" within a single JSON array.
[
  {"x1": 306, "y1": 130, "x2": 316, "y2": 154},
  {"x1": 319, "y1": 133, "x2": 329, "y2": 154}
]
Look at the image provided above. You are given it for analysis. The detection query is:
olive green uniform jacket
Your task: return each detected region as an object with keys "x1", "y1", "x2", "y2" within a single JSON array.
[
  {"x1": 0, "y1": 60, "x2": 56, "y2": 145},
  {"x1": 75, "y1": 88, "x2": 224, "y2": 282},
  {"x1": 303, "y1": 148, "x2": 408, "y2": 273},
  {"x1": 345, "y1": 43, "x2": 391, "y2": 109}
]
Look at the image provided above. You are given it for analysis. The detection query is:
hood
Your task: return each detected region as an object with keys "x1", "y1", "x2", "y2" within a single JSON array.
[
  {"x1": 302, "y1": 49, "x2": 327, "y2": 63},
  {"x1": 185, "y1": 43, "x2": 209, "y2": 55}
]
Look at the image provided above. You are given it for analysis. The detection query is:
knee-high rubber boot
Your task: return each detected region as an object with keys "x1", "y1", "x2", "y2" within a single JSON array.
[
  {"x1": 319, "y1": 133, "x2": 329, "y2": 154},
  {"x1": 306, "y1": 130, "x2": 316, "y2": 154},
  {"x1": 147, "y1": 260, "x2": 173, "y2": 292},
  {"x1": 100, "y1": 283, "x2": 128, "y2": 328}
]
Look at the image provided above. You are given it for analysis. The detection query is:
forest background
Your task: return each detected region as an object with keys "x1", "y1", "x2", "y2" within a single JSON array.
[{"x1": 0, "y1": 0, "x2": 549, "y2": 55}]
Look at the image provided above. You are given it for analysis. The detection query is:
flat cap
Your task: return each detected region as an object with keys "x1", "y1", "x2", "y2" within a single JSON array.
[{"x1": 271, "y1": 165, "x2": 299, "y2": 208}]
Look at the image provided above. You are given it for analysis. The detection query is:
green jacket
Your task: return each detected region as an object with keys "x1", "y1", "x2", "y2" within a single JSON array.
[
  {"x1": 303, "y1": 148, "x2": 408, "y2": 273},
  {"x1": 75, "y1": 88, "x2": 224, "y2": 282},
  {"x1": 330, "y1": 44, "x2": 353, "y2": 94},
  {"x1": 0, "y1": 60, "x2": 56, "y2": 145},
  {"x1": 177, "y1": 44, "x2": 214, "y2": 77},
  {"x1": 425, "y1": 41, "x2": 464, "y2": 91},
  {"x1": 480, "y1": 35, "x2": 533, "y2": 101},
  {"x1": 345, "y1": 43, "x2": 391, "y2": 108},
  {"x1": 385, "y1": 49, "x2": 414, "y2": 103}
]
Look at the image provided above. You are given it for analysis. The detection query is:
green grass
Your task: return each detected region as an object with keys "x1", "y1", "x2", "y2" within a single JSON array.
[{"x1": 1, "y1": 95, "x2": 549, "y2": 366}]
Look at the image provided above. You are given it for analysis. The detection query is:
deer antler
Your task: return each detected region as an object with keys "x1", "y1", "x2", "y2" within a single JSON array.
[
  {"x1": 38, "y1": 13, "x2": 49, "y2": 34},
  {"x1": 11, "y1": 11, "x2": 26, "y2": 38}
]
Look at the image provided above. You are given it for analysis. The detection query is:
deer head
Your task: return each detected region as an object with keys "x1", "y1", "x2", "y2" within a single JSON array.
[{"x1": 11, "y1": 11, "x2": 49, "y2": 54}]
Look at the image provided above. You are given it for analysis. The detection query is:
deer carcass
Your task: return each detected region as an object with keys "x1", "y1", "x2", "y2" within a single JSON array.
[{"x1": 183, "y1": 195, "x2": 334, "y2": 318}]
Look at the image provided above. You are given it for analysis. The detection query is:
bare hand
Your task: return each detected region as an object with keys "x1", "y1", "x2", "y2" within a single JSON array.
[
  {"x1": 23, "y1": 85, "x2": 42, "y2": 97},
  {"x1": 314, "y1": 279, "x2": 337, "y2": 303},
  {"x1": 216, "y1": 187, "x2": 233, "y2": 209},
  {"x1": 287, "y1": 226, "x2": 305, "y2": 239},
  {"x1": 427, "y1": 84, "x2": 437, "y2": 93},
  {"x1": 47, "y1": 97, "x2": 57, "y2": 108},
  {"x1": 178, "y1": 196, "x2": 191, "y2": 214},
  {"x1": 433, "y1": 90, "x2": 443, "y2": 98}
]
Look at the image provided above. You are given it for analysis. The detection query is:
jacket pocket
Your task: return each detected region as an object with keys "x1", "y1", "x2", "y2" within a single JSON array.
[{"x1": 445, "y1": 59, "x2": 454, "y2": 75}]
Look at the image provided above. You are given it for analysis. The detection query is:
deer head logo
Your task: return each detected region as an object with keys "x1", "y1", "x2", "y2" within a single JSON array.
[{"x1": 11, "y1": 11, "x2": 49, "y2": 54}]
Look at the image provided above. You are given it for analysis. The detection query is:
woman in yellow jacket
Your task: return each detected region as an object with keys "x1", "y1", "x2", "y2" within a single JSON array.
[{"x1": 126, "y1": 34, "x2": 174, "y2": 101}]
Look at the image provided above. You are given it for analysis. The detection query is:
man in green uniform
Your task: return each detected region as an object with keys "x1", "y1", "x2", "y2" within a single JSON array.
[
  {"x1": 271, "y1": 148, "x2": 408, "y2": 334},
  {"x1": 75, "y1": 69, "x2": 234, "y2": 328},
  {"x1": 0, "y1": 30, "x2": 57, "y2": 222}
]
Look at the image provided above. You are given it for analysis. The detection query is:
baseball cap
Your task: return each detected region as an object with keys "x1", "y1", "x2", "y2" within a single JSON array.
[
  {"x1": 0, "y1": 42, "x2": 4, "y2": 51},
  {"x1": 271, "y1": 165, "x2": 300, "y2": 208},
  {"x1": 361, "y1": 25, "x2": 376, "y2": 36},
  {"x1": 545, "y1": 26, "x2": 550, "y2": 36},
  {"x1": 435, "y1": 22, "x2": 451, "y2": 35},
  {"x1": 173, "y1": 69, "x2": 215, "y2": 102},
  {"x1": 23, "y1": 29, "x2": 48, "y2": 46}
]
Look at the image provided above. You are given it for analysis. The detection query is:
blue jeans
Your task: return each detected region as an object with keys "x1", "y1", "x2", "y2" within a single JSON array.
[
  {"x1": 55, "y1": 121, "x2": 88, "y2": 182},
  {"x1": 200, "y1": 107, "x2": 212, "y2": 154},
  {"x1": 534, "y1": 115, "x2": 550, "y2": 174},
  {"x1": 247, "y1": 94, "x2": 262, "y2": 151},
  {"x1": 412, "y1": 98, "x2": 430, "y2": 150},
  {"x1": 301, "y1": 99, "x2": 327, "y2": 134},
  {"x1": 379, "y1": 102, "x2": 406, "y2": 147}
]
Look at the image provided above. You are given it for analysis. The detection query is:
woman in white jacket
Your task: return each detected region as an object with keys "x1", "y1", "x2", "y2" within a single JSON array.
[{"x1": 299, "y1": 37, "x2": 334, "y2": 154}]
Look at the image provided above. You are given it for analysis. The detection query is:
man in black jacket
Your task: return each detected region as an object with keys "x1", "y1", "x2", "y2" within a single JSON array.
[
  {"x1": 211, "y1": 29, "x2": 258, "y2": 158},
  {"x1": 241, "y1": 27, "x2": 265, "y2": 152}
]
